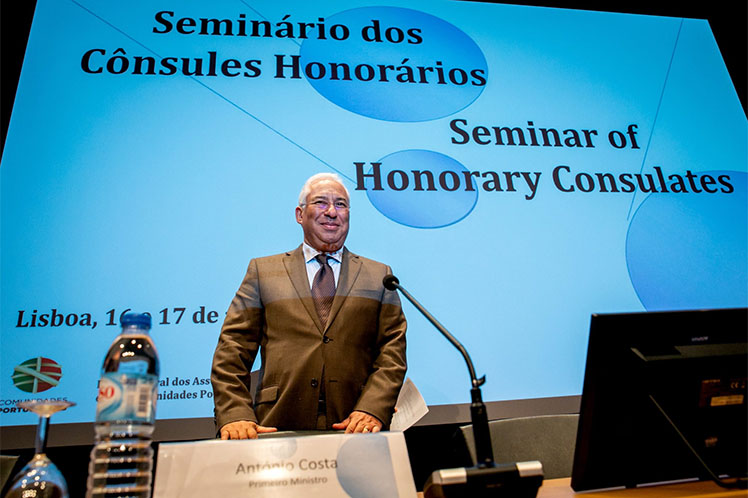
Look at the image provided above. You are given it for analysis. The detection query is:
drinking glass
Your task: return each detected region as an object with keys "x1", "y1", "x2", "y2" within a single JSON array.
[{"x1": 5, "y1": 399, "x2": 75, "y2": 498}]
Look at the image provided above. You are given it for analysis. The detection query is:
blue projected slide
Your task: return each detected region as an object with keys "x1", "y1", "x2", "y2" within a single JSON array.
[{"x1": 1, "y1": 0, "x2": 746, "y2": 428}]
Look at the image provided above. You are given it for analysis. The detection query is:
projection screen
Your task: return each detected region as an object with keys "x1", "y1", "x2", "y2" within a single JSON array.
[{"x1": 1, "y1": 0, "x2": 746, "y2": 444}]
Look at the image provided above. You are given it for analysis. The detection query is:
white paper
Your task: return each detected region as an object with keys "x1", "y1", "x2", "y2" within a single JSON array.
[{"x1": 390, "y1": 377, "x2": 429, "y2": 431}]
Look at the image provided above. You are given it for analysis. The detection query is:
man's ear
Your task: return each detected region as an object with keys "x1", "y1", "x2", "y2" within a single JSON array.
[{"x1": 295, "y1": 206, "x2": 303, "y2": 224}]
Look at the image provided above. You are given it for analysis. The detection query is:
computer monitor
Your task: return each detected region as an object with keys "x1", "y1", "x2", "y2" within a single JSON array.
[{"x1": 571, "y1": 308, "x2": 747, "y2": 491}]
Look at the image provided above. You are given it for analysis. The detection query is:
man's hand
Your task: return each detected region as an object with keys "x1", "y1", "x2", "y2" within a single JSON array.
[
  {"x1": 332, "y1": 411, "x2": 383, "y2": 434},
  {"x1": 220, "y1": 420, "x2": 277, "y2": 440}
]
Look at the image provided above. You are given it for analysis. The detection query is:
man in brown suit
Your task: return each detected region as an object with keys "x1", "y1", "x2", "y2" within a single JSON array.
[{"x1": 211, "y1": 173, "x2": 407, "y2": 439}]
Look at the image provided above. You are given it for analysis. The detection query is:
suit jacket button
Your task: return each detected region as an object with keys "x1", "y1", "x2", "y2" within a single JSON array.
[
  {"x1": 323, "y1": 336, "x2": 331, "y2": 344},
  {"x1": 311, "y1": 378, "x2": 319, "y2": 388}
]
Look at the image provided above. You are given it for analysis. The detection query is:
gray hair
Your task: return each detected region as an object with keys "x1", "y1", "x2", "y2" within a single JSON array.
[{"x1": 298, "y1": 172, "x2": 350, "y2": 207}]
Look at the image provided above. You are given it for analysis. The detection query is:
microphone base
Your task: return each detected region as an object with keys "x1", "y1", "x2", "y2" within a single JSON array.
[{"x1": 423, "y1": 461, "x2": 544, "y2": 498}]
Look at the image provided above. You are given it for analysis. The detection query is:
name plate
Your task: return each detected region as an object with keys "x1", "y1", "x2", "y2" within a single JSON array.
[{"x1": 152, "y1": 432, "x2": 418, "y2": 497}]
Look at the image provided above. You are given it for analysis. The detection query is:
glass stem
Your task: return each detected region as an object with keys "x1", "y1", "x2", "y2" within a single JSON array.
[{"x1": 36, "y1": 415, "x2": 50, "y2": 455}]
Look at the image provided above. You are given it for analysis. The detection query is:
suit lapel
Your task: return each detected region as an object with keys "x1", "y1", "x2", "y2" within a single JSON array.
[
  {"x1": 327, "y1": 249, "x2": 361, "y2": 331},
  {"x1": 283, "y1": 246, "x2": 325, "y2": 333}
]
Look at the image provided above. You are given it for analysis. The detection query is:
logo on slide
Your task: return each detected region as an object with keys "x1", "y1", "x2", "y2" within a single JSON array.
[{"x1": 12, "y1": 357, "x2": 63, "y2": 393}]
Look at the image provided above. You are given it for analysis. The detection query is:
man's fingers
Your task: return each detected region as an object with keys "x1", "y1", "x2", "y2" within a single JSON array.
[
  {"x1": 351, "y1": 419, "x2": 366, "y2": 433},
  {"x1": 331, "y1": 418, "x2": 350, "y2": 430},
  {"x1": 335, "y1": 412, "x2": 383, "y2": 434},
  {"x1": 220, "y1": 420, "x2": 276, "y2": 440},
  {"x1": 346, "y1": 417, "x2": 361, "y2": 433},
  {"x1": 345, "y1": 411, "x2": 381, "y2": 433}
]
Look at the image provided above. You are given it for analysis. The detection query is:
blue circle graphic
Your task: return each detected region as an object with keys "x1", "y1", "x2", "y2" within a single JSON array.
[
  {"x1": 336, "y1": 436, "x2": 397, "y2": 498},
  {"x1": 299, "y1": 7, "x2": 488, "y2": 122},
  {"x1": 626, "y1": 171, "x2": 747, "y2": 310},
  {"x1": 364, "y1": 150, "x2": 478, "y2": 228}
]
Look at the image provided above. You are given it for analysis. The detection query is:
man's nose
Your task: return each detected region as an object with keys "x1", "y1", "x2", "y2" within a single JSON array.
[{"x1": 324, "y1": 203, "x2": 338, "y2": 216}]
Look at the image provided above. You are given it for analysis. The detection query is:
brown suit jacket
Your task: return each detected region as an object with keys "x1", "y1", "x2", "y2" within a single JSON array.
[{"x1": 211, "y1": 246, "x2": 407, "y2": 431}]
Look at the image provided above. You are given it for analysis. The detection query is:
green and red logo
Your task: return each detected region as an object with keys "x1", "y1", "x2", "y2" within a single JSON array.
[{"x1": 12, "y1": 357, "x2": 63, "y2": 393}]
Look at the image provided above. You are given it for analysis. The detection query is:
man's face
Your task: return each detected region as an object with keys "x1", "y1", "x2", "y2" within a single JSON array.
[{"x1": 295, "y1": 179, "x2": 350, "y2": 252}]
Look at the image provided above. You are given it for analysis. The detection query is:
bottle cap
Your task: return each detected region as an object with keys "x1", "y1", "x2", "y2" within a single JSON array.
[{"x1": 121, "y1": 312, "x2": 152, "y2": 329}]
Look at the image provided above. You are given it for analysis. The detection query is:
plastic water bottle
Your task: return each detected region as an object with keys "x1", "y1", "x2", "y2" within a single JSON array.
[{"x1": 86, "y1": 312, "x2": 160, "y2": 498}]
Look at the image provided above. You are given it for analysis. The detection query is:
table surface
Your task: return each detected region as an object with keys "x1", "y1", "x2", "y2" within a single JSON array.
[
  {"x1": 417, "y1": 478, "x2": 747, "y2": 497},
  {"x1": 537, "y1": 478, "x2": 747, "y2": 498}
]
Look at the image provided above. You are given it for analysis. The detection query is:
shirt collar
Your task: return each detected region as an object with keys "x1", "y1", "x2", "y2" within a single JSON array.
[{"x1": 302, "y1": 242, "x2": 344, "y2": 264}]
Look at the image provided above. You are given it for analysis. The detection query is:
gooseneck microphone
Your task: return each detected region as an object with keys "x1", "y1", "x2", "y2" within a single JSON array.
[
  {"x1": 383, "y1": 275, "x2": 492, "y2": 465},
  {"x1": 382, "y1": 277, "x2": 480, "y2": 382},
  {"x1": 383, "y1": 274, "x2": 543, "y2": 497}
]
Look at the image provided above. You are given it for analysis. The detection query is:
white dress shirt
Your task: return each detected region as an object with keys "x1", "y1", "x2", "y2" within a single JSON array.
[{"x1": 302, "y1": 242, "x2": 343, "y2": 288}]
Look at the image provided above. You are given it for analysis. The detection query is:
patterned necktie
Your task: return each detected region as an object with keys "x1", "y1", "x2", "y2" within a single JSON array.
[{"x1": 312, "y1": 254, "x2": 335, "y2": 326}]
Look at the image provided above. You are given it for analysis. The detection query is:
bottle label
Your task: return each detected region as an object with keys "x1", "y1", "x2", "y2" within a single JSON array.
[{"x1": 96, "y1": 372, "x2": 157, "y2": 423}]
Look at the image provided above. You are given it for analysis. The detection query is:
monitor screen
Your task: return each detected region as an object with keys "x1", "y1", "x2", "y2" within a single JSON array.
[{"x1": 571, "y1": 308, "x2": 747, "y2": 491}]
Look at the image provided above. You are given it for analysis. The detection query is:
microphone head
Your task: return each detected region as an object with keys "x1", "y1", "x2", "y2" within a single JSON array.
[{"x1": 382, "y1": 274, "x2": 400, "y2": 290}]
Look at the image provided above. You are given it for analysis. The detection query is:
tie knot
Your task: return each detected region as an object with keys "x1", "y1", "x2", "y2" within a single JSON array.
[{"x1": 315, "y1": 254, "x2": 330, "y2": 266}]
